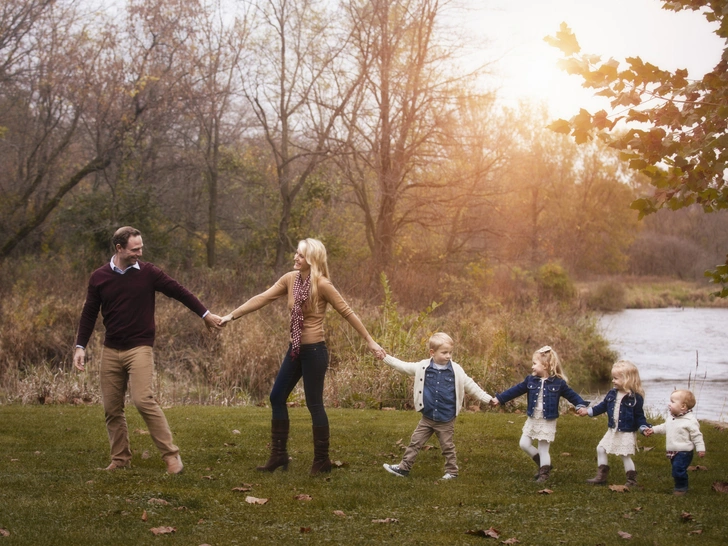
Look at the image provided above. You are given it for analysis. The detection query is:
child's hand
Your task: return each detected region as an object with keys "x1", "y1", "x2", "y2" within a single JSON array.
[
  {"x1": 490, "y1": 399, "x2": 499, "y2": 407},
  {"x1": 643, "y1": 428, "x2": 653, "y2": 437},
  {"x1": 576, "y1": 407, "x2": 588, "y2": 416},
  {"x1": 698, "y1": 451, "x2": 705, "y2": 458}
]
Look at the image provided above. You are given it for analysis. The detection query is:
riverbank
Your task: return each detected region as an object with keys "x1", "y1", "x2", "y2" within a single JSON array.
[{"x1": 578, "y1": 276, "x2": 728, "y2": 312}]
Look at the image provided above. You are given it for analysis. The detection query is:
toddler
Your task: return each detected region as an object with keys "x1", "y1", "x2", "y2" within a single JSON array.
[
  {"x1": 578, "y1": 360, "x2": 649, "y2": 487},
  {"x1": 644, "y1": 389, "x2": 706, "y2": 495},
  {"x1": 379, "y1": 332, "x2": 493, "y2": 480},
  {"x1": 492, "y1": 346, "x2": 588, "y2": 482}
]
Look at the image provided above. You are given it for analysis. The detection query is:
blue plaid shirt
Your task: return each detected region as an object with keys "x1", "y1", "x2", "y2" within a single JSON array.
[{"x1": 422, "y1": 360, "x2": 456, "y2": 422}]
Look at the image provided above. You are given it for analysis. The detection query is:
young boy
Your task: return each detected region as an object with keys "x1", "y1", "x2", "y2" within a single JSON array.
[
  {"x1": 644, "y1": 389, "x2": 706, "y2": 495},
  {"x1": 378, "y1": 332, "x2": 493, "y2": 480}
]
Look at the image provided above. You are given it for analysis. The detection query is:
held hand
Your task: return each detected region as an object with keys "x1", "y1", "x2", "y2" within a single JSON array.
[
  {"x1": 643, "y1": 427, "x2": 653, "y2": 437},
  {"x1": 698, "y1": 451, "x2": 705, "y2": 458},
  {"x1": 576, "y1": 407, "x2": 588, "y2": 417},
  {"x1": 218, "y1": 314, "x2": 234, "y2": 327},
  {"x1": 204, "y1": 312, "x2": 224, "y2": 331},
  {"x1": 73, "y1": 347, "x2": 86, "y2": 372},
  {"x1": 490, "y1": 399, "x2": 499, "y2": 407},
  {"x1": 367, "y1": 339, "x2": 386, "y2": 360}
]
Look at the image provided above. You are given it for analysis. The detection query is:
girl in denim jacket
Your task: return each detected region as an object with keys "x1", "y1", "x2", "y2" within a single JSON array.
[
  {"x1": 492, "y1": 346, "x2": 588, "y2": 483},
  {"x1": 577, "y1": 360, "x2": 649, "y2": 488}
]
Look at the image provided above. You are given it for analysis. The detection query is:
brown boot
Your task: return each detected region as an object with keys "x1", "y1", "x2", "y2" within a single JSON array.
[
  {"x1": 586, "y1": 464, "x2": 610, "y2": 485},
  {"x1": 257, "y1": 419, "x2": 290, "y2": 472},
  {"x1": 310, "y1": 425, "x2": 332, "y2": 475},
  {"x1": 532, "y1": 454, "x2": 541, "y2": 480},
  {"x1": 535, "y1": 465, "x2": 551, "y2": 483},
  {"x1": 625, "y1": 470, "x2": 638, "y2": 488}
]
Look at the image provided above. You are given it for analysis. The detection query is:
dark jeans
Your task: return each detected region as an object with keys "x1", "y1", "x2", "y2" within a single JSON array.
[
  {"x1": 671, "y1": 450, "x2": 694, "y2": 491},
  {"x1": 270, "y1": 342, "x2": 329, "y2": 427}
]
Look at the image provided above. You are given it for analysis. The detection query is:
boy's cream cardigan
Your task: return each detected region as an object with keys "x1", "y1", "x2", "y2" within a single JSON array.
[{"x1": 383, "y1": 355, "x2": 493, "y2": 416}]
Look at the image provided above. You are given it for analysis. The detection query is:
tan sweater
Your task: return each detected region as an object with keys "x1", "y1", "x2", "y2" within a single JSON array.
[{"x1": 230, "y1": 271, "x2": 370, "y2": 345}]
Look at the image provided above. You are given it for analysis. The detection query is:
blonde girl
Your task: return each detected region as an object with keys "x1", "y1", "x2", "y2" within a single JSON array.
[
  {"x1": 221, "y1": 238, "x2": 385, "y2": 475},
  {"x1": 493, "y1": 346, "x2": 588, "y2": 482},
  {"x1": 578, "y1": 360, "x2": 650, "y2": 487}
]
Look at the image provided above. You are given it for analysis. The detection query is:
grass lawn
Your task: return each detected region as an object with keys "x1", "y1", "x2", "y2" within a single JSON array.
[{"x1": 0, "y1": 405, "x2": 726, "y2": 545}]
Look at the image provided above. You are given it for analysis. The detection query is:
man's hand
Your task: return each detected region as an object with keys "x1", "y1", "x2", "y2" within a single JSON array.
[
  {"x1": 73, "y1": 347, "x2": 86, "y2": 372},
  {"x1": 204, "y1": 312, "x2": 224, "y2": 331}
]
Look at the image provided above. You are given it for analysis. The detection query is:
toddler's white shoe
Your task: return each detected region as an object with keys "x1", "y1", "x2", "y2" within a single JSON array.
[{"x1": 441, "y1": 473, "x2": 457, "y2": 480}]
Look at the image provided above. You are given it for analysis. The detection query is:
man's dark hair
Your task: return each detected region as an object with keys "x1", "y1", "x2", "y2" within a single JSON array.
[{"x1": 112, "y1": 226, "x2": 141, "y2": 250}]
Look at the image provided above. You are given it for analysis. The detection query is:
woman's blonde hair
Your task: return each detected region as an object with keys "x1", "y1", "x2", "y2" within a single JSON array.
[
  {"x1": 297, "y1": 238, "x2": 330, "y2": 310},
  {"x1": 532, "y1": 345, "x2": 567, "y2": 381},
  {"x1": 612, "y1": 360, "x2": 644, "y2": 397}
]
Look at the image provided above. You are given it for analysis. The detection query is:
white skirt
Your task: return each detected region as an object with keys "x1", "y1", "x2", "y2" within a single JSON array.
[
  {"x1": 522, "y1": 417, "x2": 557, "y2": 442},
  {"x1": 597, "y1": 428, "x2": 636, "y2": 456}
]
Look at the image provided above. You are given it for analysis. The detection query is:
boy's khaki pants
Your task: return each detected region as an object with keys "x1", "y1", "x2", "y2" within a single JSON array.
[
  {"x1": 100, "y1": 346, "x2": 179, "y2": 466},
  {"x1": 399, "y1": 416, "x2": 457, "y2": 475}
]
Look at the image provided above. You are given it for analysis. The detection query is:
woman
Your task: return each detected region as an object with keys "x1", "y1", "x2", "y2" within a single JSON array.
[{"x1": 220, "y1": 238, "x2": 384, "y2": 475}]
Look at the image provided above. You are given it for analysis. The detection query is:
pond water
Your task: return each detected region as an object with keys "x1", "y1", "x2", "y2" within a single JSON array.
[{"x1": 597, "y1": 308, "x2": 728, "y2": 422}]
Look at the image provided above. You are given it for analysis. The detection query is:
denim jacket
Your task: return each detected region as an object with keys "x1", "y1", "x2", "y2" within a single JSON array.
[
  {"x1": 587, "y1": 389, "x2": 649, "y2": 432},
  {"x1": 496, "y1": 375, "x2": 588, "y2": 420}
]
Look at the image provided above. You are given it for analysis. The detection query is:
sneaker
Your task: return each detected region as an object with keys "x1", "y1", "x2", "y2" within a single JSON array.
[
  {"x1": 164, "y1": 454, "x2": 184, "y2": 475},
  {"x1": 383, "y1": 463, "x2": 409, "y2": 477},
  {"x1": 441, "y1": 473, "x2": 457, "y2": 480},
  {"x1": 99, "y1": 461, "x2": 130, "y2": 471}
]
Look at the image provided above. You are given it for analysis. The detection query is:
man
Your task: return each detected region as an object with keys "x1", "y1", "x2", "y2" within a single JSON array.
[{"x1": 74, "y1": 226, "x2": 222, "y2": 474}]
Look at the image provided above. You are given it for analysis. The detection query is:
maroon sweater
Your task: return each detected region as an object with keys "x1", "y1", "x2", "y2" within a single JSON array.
[{"x1": 75, "y1": 261, "x2": 208, "y2": 351}]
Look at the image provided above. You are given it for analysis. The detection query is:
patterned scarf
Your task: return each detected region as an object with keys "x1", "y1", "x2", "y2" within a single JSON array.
[{"x1": 290, "y1": 272, "x2": 311, "y2": 358}]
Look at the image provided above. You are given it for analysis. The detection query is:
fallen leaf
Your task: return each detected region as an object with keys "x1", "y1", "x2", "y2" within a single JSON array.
[
  {"x1": 609, "y1": 485, "x2": 630, "y2": 493},
  {"x1": 642, "y1": 446, "x2": 654, "y2": 452},
  {"x1": 232, "y1": 487, "x2": 252, "y2": 492},
  {"x1": 712, "y1": 481, "x2": 728, "y2": 493},
  {"x1": 232, "y1": 429, "x2": 241, "y2": 434},
  {"x1": 680, "y1": 512, "x2": 693, "y2": 521},
  {"x1": 147, "y1": 498, "x2": 169, "y2": 505},
  {"x1": 537, "y1": 489, "x2": 553, "y2": 495},
  {"x1": 332, "y1": 460, "x2": 347, "y2": 468},
  {"x1": 300, "y1": 527, "x2": 312, "y2": 533},
  {"x1": 372, "y1": 518, "x2": 399, "y2": 524},
  {"x1": 34, "y1": 451, "x2": 41, "y2": 455},
  {"x1": 202, "y1": 475, "x2": 215, "y2": 480},
  {"x1": 223, "y1": 442, "x2": 236, "y2": 447},
  {"x1": 0, "y1": 528, "x2": 9, "y2": 537},
  {"x1": 175, "y1": 506, "x2": 188, "y2": 511},
  {"x1": 502, "y1": 539, "x2": 520, "y2": 545},
  {"x1": 141, "y1": 510, "x2": 148, "y2": 522},
  {"x1": 134, "y1": 428, "x2": 149, "y2": 435},
  {"x1": 294, "y1": 494, "x2": 313, "y2": 501},
  {"x1": 245, "y1": 496, "x2": 268, "y2": 505},
  {"x1": 86, "y1": 480, "x2": 94, "y2": 485},
  {"x1": 688, "y1": 530, "x2": 703, "y2": 535},
  {"x1": 561, "y1": 452, "x2": 571, "y2": 457},
  {"x1": 149, "y1": 526, "x2": 175, "y2": 535},
  {"x1": 617, "y1": 530, "x2": 632, "y2": 539},
  {"x1": 141, "y1": 450, "x2": 150, "y2": 460},
  {"x1": 633, "y1": 507, "x2": 643, "y2": 512},
  {"x1": 622, "y1": 513, "x2": 633, "y2": 519},
  {"x1": 333, "y1": 510, "x2": 346, "y2": 517},
  {"x1": 466, "y1": 527, "x2": 500, "y2": 538},
  {"x1": 688, "y1": 465, "x2": 708, "y2": 471}
]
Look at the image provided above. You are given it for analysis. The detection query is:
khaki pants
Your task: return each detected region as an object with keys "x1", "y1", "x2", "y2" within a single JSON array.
[
  {"x1": 399, "y1": 416, "x2": 457, "y2": 476},
  {"x1": 100, "y1": 346, "x2": 178, "y2": 465}
]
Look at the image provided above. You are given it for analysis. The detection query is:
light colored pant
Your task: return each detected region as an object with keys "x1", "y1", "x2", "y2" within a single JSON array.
[
  {"x1": 100, "y1": 346, "x2": 178, "y2": 465},
  {"x1": 399, "y1": 416, "x2": 457, "y2": 475}
]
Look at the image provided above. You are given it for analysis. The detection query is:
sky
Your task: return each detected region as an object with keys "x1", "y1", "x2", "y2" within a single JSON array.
[{"x1": 461, "y1": 0, "x2": 726, "y2": 119}]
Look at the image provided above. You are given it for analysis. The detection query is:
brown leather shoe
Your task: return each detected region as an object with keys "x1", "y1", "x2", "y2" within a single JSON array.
[
  {"x1": 99, "y1": 461, "x2": 130, "y2": 471},
  {"x1": 164, "y1": 454, "x2": 184, "y2": 474}
]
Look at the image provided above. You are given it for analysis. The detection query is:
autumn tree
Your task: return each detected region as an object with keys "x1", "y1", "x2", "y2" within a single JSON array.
[
  {"x1": 546, "y1": 1, "x2": 728, "y2": 295},
  {"x1": 239, "y1": 0, "x2": 362, "y2": 271},
  {"x1": 339, "y1": 0, "x2": 488, "y2": 278}
]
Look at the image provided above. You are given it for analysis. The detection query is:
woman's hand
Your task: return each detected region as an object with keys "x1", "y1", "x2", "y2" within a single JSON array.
[
  {"x1": 218, "y1": 314, "x2": 234, "y2": 327},
  {"x1": 368, "y1": 339, "x2": 386, "y2": 360}
]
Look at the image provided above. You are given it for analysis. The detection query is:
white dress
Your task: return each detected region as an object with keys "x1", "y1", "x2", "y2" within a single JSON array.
[
  {"x1": 522, "y1": 378, "x2": 557, "y2": 442},
  {"x1": 597, "y1": 391, "x2": 637, "y2": 456}
]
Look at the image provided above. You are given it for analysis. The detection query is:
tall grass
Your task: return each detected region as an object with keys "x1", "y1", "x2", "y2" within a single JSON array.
[{"x1": 0, "y1": 257, "x2": 616, "y2": 407}]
